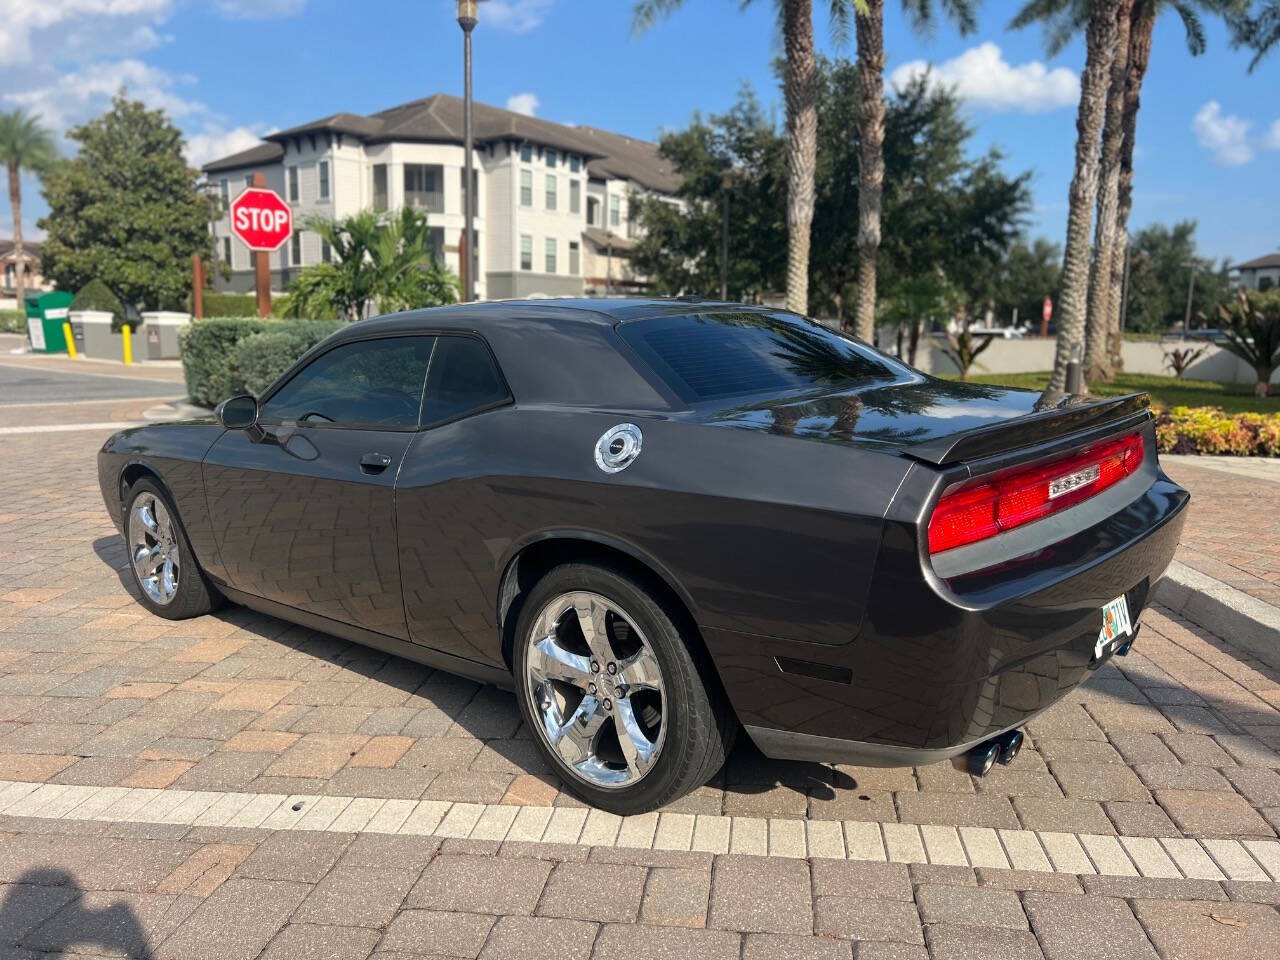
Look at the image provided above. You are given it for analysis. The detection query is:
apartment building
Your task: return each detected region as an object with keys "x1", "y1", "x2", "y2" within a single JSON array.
[{"x1": 201, "y1": 94, "x2": 679, "y2": 300}]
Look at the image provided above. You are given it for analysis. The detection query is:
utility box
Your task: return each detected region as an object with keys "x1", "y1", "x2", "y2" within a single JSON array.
[{"x1": 24, "y1": 290, "x2": 74, "y2": 353}]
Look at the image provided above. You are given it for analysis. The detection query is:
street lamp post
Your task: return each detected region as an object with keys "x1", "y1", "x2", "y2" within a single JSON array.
[{"x1": 457, "y1": 0, "x2": 482, "y2": 302}]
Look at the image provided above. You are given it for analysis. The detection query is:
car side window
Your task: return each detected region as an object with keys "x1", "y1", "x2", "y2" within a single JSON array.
[
  {"x1": 259, "y1": 336, "x2": 434, "y2": 429},
  {"x1": 419, "y1": 335, "x2": 510, "y2": 427}
]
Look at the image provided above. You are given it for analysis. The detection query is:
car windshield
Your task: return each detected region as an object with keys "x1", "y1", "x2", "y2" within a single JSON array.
[{"x1": 616, "y1": 310, "x2": 897, "y2": 404}]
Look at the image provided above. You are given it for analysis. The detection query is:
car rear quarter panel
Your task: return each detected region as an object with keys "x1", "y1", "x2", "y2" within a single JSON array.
[{"x1": 395, "y1": 405, "x2": 913, "y2": 668}]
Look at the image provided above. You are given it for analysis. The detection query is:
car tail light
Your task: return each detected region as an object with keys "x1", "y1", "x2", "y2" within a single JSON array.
[{"x1": 928, "y1": 433, "x2": 1145, "y2": 554}]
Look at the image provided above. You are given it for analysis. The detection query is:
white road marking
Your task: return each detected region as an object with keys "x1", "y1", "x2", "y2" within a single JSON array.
[
  {"x1": 1, "y1": 778, "x2": 1277, "y2": 882},
  {"x1": 0, "y1": 421, "x2": 142, "y2": 435}
]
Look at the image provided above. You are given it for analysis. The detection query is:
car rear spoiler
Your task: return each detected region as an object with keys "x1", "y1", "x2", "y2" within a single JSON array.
[{"x1": 904, "y1": 393, "x2": 1152, "y2": 467}]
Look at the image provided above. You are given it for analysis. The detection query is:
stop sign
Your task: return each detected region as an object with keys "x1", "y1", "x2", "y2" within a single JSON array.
[
  {"x1": 230, "y1": 187, "x2": 292, "y2": 251},
  {"x1": 1042, "y1": 296, "x2": 1053, "y2": 322}
]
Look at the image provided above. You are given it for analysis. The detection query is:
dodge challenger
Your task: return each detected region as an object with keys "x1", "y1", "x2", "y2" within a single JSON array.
[{"x1": 98, "y1": 299, "x2": 1189, "y2": 813}]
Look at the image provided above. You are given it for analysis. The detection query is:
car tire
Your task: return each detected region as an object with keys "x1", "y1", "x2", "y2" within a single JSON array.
[
  {"x1": 124, "y1": 478, "x2": 221, "y2": 620},
  {"x1": 512, "y1": 561, "x2": 736, "y2": 814}
]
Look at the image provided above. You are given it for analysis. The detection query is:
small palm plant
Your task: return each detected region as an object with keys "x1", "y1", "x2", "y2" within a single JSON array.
[
  {"x1": 941, "y1": 326, "x2": 995, "y2": 381},
  {"x1": 1216, "y1": 289, "x2": 1280, "y2": 397}
]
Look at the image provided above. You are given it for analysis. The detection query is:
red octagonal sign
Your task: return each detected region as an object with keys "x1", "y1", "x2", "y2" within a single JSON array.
[{"x1": 230, "y1": 187, "x2": 292, "y2": 251}]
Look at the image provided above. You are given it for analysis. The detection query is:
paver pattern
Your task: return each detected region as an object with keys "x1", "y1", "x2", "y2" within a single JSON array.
[
  {"x1": 1, "y1": 424, "x2": 1278, "y2": 957},
  {"x1": 1163, "y1": 461, "x2": 1280, "y2": 609}
]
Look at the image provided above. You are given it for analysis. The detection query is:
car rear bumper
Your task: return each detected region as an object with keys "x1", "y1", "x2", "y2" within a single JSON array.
[{"x1": 711, "y1": 470, "x2": 1190, "y2": 767}]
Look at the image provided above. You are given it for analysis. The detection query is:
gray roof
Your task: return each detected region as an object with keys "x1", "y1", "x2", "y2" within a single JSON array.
[
  {"x1": 0, "y1": 239, "x2": 40, "y2": 264},
  {"x1": 1236, "y1": 253, "x2": 1280, "y2": 271},
  {"x1": 202, "y1": 94, "x2": 678, "y2": 194},
  {"x1": 582, "y1": 227, "x2": 637, "y2": 253}
]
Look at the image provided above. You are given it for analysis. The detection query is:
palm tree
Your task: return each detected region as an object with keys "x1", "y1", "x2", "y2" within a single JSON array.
[
  {"x1": 0, "y1": 111, "x2": 57, "y2": 311},
  {"x1": 1232, "y1": 1, "x2": 1280, "y2": 69},
  {"x1": 634, "y1": 1, "x2": 853, "y2": 316},
  {"x1": 851, "y1": 0, "x2": 978, "y2": 343},
  {"x1": 1017, "y1": 0, "x2": 1241, "y2": 383},
  {"x1": 285, "y1": 208, "x2": 457, "y2": 322},
  {"x1": 1013, "y1": 0, "x2": 1122, "y2": 396}
]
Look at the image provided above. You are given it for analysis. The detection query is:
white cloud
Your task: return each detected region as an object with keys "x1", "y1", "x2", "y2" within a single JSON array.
[
  {"x1": 1192, "y1": 101, "x2": 1254, "y2": 166},
  {"x1": 5, "y1": 58, "x2": 202, "y2": 133},
  {"x1": 505, "y1": 92, "x2": 539, "y2": 116},
  {"x1": 889, "y1": 42, "x2": 1079, "y2": 113},
  {"x1": 213, "y1": 0, "x2": 307, "y2": 20},
  {"x1": 0, "y1": 0, "x2": 172, "y2": 66},
  {"x1": 483, "y1": 0, "x2": 553, "y2": 32},
  {"x1": 184, "y1": 123, "x2": 271, "y2": 167},
  {"x1": 1265, "y1": 119, "x2": 1280, "y2": 152}
]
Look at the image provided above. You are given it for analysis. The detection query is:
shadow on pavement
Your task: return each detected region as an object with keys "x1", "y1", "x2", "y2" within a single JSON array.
[{"x1": 0, "y1": 869, "x2": 151, "y2": 958}]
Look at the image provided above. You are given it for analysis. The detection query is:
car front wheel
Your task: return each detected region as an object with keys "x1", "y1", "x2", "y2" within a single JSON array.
[
  {"x1": 513, "y1": 562, "x2": 735, "y2": 814},
  {"x1": 124, "y1": 478, "x2": 220, "y2": 620}
]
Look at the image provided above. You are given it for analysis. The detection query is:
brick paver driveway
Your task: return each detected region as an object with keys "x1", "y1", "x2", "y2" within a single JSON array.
[{"x1": 1, "y1": 424, "x2": 1278, "y2": 959}]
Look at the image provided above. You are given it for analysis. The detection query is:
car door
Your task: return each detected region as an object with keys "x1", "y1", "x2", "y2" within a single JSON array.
[
  {"x1": 396, "y1": 334, "x2": 515, "y2": 664},
  {"x1": 203, "y1": 334, "x2": 435, "y2": 639}
]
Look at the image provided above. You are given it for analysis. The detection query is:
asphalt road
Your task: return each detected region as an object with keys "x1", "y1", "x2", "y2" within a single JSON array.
[{"x1": 0, "y1": 362, "x2": 186, "y2": 405}]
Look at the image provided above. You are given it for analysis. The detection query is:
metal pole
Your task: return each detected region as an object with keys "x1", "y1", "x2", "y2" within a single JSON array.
[
  {"x1": 462, "y1": 22, "x2": 476, "y2": 302},
  {"x1": 1182, "y1": 262, "x2": 1196, "y2": 339},
  {"x1": 720, "y1": 188, "x2": 729, "y2": 301}
]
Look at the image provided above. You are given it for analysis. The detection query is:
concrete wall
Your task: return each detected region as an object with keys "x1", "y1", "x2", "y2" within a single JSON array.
[
  {"x1": 69, "y1": 311, "x2": 145, "y2": 362},
  {"x1": 895, "y1": 335, "x2": 1278, "y2": 386}
]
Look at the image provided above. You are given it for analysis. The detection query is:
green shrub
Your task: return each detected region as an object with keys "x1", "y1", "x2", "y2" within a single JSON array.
[
  {"x1": 0, "y1": 309, "x2": 25, "y2": 334},
  {"x1": 1154, "y1": 405, "x2": 1280, "y2": 456},
  {"x1": 71, "y1": 279, "x2": 127, "y2": 330},
  {"x1": 179, "y1": 316, "x2": 274, "y2": 406},
  {"x1": 198, "y1": 292, "x2": 260, "y2": 318},
  {"x1": 231, "y1": 321, "x2": 344, "y2": 396}
]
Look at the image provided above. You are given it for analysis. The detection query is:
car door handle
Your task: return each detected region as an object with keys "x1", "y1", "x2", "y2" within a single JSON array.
[{"x1": 360, "y1": 452, "x2": 393, "y2": 474}]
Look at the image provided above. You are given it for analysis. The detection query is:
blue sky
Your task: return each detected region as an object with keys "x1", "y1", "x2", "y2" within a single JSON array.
[{"x1": 5, "y1": 0, "x2": 1277, "y2": 264}]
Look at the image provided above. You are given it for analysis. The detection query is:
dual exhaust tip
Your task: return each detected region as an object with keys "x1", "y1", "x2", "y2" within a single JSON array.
[{"x1": 967, "y1": 729, "x2": 1024, "y2": 777}]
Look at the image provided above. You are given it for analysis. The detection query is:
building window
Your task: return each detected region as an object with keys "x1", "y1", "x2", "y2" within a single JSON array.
[
  {"x1": 569, "y1": 154, "x2": 580, "y2": 173},
  {"x1": 321, "y1": 239, "x2": 332, "y2": 263},
  {"x1": 569, "y1": 241, "x2": 580, "y2": 276},
  {"x1": 520, "y1": 170, "x2": 533, "y2": 207},
  {"x1": 428, "y1": 227, "x2": 445, "y2": 264},
  {"x1": 545, "y1": 174, "x2": 557, "y2": 211},
  {"x1": 291, "y1": 229, "x2": 303, "y2": 266},
  {"x1": 569, "y1": 181, "x2": 581, "y2": 215},
  {"x1": 627, "y1": 195, "x2": 637, "y2": 238},
  {"x1": 587, "y1": 196, "x2": 600, "y2": 227},
  {"x1": 545, "y1": 237, "x2": 557, "y2": 274},
  {"x1": 318, "y1": 160, "x2": 330, "y2": 200},
  {"x1": 288, "y1": 165, "x2": 299, "y2": 202},
  {"x1": 404, "y1": 164, "x2": 444, "y2": 213},
  {"x1": 219, "y1": 179, "x2": 229, "y2": 205},
  {"x1": 609, "y1": 195, "x2": 620, "y2": 227},
  {"x1": 546, "y1": 148, "x2": 557, "y2": 168},
  {"x1": 373, "y1": 164, "x2": 388, "y2": 211},
  {"x1": 520, "y1": 234, "x2": 533, "y2": 271},
  {"x1": 459, "y1": 167, "x2": 478, "y2": 217},
  {"x1": 222, "y1": 237, "x2": 231, "y2": 266},
  {"x1": 520, "y1": 143, "x2": 532, "y2": 163},
  {"x1": 245, "y1": 174, "x2": 253, "y2": 187}
]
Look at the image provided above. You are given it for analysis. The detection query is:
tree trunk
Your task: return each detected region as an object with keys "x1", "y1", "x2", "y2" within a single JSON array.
[
  {"x1": 1047, "y1": 1, "x2": 1120, "y2": 398},
  {"x1": 852, "y1": 0, "x2": 885, "y2": 342},
  {"x1": 1103, "y1": 6, "x2": 1155, "y2": 375},
  {"x1": 1084, "y1": 0, "x2": 1132, "y2": 384},
  {"x1": 7, "y1": 161, "x2": 24, "y2": 313},
  {"x1": 782, "y1": 0, "x2": 817, "y2": 317}
]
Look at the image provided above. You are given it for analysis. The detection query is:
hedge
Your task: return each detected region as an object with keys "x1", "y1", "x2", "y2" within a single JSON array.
[
  {"x1": 197, "y1": 292, "x2": 259, "y2": 318},
  {"x1": 71, "y1": 279, "x2": 126, "y2": 330},
  {"x1": 1155, "y1": 406, "x2": 1280, "y2": 457},
  {"x1": 0, "y1": 310, "x2": 24, "y2": 334},
  {"x1": 232, "y1": 321, "x2": 345, "y2": 396},
  {"x1": 180, "y1": 316, "x2": 342, "y2": 406}
]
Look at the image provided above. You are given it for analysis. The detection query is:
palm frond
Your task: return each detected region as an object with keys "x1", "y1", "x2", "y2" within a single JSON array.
[
  {"x1": 1168, "y1": 1, "x2": 1207, "y2": 54},
  {"x1": 631, "y1": 0, "x2": 688, "y2": 35}
]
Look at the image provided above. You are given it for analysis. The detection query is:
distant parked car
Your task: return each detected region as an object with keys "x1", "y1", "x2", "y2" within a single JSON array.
[{"x1": 97, "y1": 299, "x2": 1189, "y2": 812}]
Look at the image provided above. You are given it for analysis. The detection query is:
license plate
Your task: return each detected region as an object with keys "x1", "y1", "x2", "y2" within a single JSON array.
[{"x1": 1094, "y1": 594, "x2": 1133, "y2": 660}]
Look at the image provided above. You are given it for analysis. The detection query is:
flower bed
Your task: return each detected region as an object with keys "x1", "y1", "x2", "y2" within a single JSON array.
[{"x1": 1155, "y1": 406, "x2": 1280, "y2": 457}]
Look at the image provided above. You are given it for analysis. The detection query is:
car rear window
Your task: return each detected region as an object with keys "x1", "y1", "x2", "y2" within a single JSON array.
[{"x1": 617, "y1": 311, "x2": 895, "y2": 403}]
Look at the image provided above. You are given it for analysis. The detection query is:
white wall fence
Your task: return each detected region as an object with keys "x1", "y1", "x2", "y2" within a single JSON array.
[{"x1": 886, "y1": 334, "x2": 1277, "y2": 387}]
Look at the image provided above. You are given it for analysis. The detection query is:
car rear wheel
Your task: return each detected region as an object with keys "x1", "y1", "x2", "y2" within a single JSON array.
[
  {"x1": 513, "y1": 562, "x2": 735, "y2": 814},
  {"x1": 125, "y1": 479, "x2": 220, "y2": 620}
]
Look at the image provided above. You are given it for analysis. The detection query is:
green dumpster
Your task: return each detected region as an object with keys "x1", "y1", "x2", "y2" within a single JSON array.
[{"x1": 25, "y1": 290, "x2": 74, "y2": 353}]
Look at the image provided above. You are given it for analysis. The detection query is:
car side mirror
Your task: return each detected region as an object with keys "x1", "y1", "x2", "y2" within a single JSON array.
[{"x1": 215, "y1": 395, "x2": 259, "y2": 431}]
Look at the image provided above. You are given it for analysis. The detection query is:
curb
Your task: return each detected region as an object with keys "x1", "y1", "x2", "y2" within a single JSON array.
[{"x1": 1156, "y1": 560, "x2": 1280, "y2": 671}]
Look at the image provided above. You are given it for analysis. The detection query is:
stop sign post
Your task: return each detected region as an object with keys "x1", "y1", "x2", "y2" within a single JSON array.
[{"x1": 229, "y1": 174, "x2": 292, "y2": 317}]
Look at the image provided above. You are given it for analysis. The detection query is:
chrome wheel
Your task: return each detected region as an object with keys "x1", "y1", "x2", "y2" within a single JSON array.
[
  {"x1": 128, "y1": 492, "x2": 179, "y2": 606},
  {"x1": 525, "y1": 591, "x2": 666, "y2": 789}
]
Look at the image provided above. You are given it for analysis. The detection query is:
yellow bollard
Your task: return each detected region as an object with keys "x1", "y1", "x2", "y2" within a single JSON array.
[
  {"x1": 62, "y1": 322, "x2": 77, "y2": 359},
  {"x1": 122, "y1": 324, "x2": 132, "y2": 365}
]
